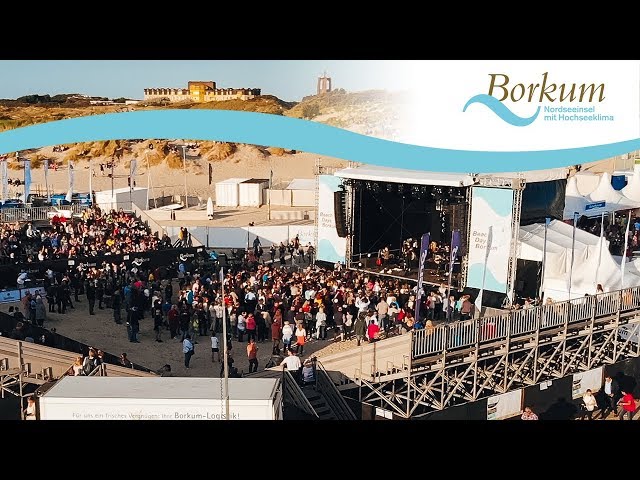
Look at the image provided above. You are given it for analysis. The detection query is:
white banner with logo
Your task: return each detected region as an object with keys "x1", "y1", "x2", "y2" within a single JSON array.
[
  {"x1": 316, "y1": 175, "x2": 346, "y2": 264},
  {"x1": 466, "y1": 187, "x2": 514, "y2": 293},
  {"x1": 487, "y1": 389, "x2": 523, "y2": 420},
  {"x1": 572, "y1": 367, "x2": 604, "y2": 399},
  {"x1": 395, "y1": 60, "x2": 640, "y2": 151}
]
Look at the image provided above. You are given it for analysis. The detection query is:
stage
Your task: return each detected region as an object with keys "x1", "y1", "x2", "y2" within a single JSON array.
[{"x1": 350, "y1": 255, "x2": 462, "y2": 290}]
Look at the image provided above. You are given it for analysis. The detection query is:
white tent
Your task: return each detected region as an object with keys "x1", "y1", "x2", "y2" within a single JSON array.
[
  {"x1": 621, "y1": 164, "x2": 640, "y2": 202},
  {"x1": 518, "y1": 219, "x2": 640, "y2": 300},
  {"x1": 563, "y1": 172, "x2": 640, "y2": 219}
]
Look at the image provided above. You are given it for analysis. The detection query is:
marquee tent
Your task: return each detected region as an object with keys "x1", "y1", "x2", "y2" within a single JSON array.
[
  {"x1": 518, "y1": 219, "x2": 640, "y2": 300},
  {"x1": 562, "y1": 171, "x2": 640, "y2": 219}
]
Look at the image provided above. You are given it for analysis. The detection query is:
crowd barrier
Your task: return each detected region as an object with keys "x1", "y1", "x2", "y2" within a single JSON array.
[{"x1": 0, "y1": 247, "x2": 203, "y2": 289}]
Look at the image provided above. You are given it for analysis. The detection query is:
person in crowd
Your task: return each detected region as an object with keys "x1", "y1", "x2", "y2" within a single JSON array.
[
  {"x1": 618, "y1": 390, "x2": 636, "y2": 420},
  {"x1": 72, "y1": 356, "x2": 84, "y2": 376},
  {"x1": 521, "y1": 406, "x2": 538, "y2": 420},
  {"x1": 211, "y1": 333, "x2": 220, "y2": 362},
  {"x1": 24, "y1": 396, "x2": 37, "y2": 420},
  {"x1": 601, "y1": 375, "x2": 621, "y2": 418},
  {"x1": 247, "y1": 338, "x2": 259, "y2": 373},
  {"x1": 183, "y1": 334, "x2": 195, "y2": 369},
  {"x1": 581, "y1": 389, "x2": 598, "y2": 420},
  {"x1": 271, "y1": 316, "x2": 282, "y2": 356},
  {"x1": 294, "y1": 321, "x2": 307, "y2": 356},
  {"x1": 281, "y1": 348, "x2": 302, "y2": 382},
  {"x1": 82, "y1": 348, "x2": 100, "y2": 375},
  {"x1": 301, "y1": 358, "x2": 316, "y2": 388},
  {"x1": 119, "y1": 353, "x2": 133, "y2": 368}
]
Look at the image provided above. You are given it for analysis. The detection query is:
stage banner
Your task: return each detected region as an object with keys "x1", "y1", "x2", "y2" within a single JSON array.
[
  {"x1": 316, "y1": 175, "x2": 346, "y2": 264},
  {"x1": 415, "y1": 232, "x2": 430, "y2": 320},
  {"x1": 487, "y1": 389, "x2": 523, "y2": 420},
  {"x1": 467, "y1": 187, "x2": 514, "y2": 293},
  {"x1": 572, "y1": 367, "x2": 604, "y2": 399}
]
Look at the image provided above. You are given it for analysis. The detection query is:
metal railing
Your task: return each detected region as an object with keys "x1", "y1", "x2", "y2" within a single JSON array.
[
  {"x1": 314, "y1": 359, "x2": 357, "y2": 420},
  {"x1": 413, "y1": 286, "x2": 640, "y2": 358},
  {"x1": 0, "y1": 204, "x2": 86, "y2": 223},
  {"x1": 281, "y1": 367, "x2": 318, "y2": 418}
]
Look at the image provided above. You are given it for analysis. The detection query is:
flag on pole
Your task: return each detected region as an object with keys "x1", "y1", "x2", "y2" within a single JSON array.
[
  {"x1": 23, "y1": 158, "x2": 31, "y2": 202},
  {"x1": 621, "y1": 210, "x2": 632, "y2": 287},
  {"x1": 44, "y1": 159, "x2": 51, "y2": 203},
  {"x1": 415, "y1": 232, "x2": 430, "y2": 320},
  {"x1": 1, "y1": 155, "x2": 8, "y2": 202},
  {"x1": 595, "y1": 211, "x2": 605, "y2": 290},
  {"x1": 66, "y1": 161, "x2": 75, "y2": 202},
  {"x1": 130, "y1": 158, "x2": 137, "y2": 190}
]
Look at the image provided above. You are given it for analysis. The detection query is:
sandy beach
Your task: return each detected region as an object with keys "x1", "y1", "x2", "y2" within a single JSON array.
[{"x1": 11, "y1": 144, "x2": 349, "y2": 204}]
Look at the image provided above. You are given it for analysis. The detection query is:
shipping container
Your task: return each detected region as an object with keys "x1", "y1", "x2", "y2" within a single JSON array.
[
  {"x1": 214, "y1": 178, "x2": 249, "y2": 207},
  {"x1": 239, "y1": 179, "x2": 268, "y2": 207}
]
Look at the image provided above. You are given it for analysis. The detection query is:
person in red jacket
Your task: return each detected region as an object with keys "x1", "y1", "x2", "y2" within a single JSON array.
[
  {"x1": 271, "y1": 318, "x2": 282, "y2": 355},
  {"x1": 618, "y1": 390, "x2": 636, "y2": 420},
  {"x1": 367, "y1": 320, "x2": 380, "y2": 343},
  {"x1": 245, "y1": 313, "x2": 257, "y2": 343},
  {"x1": 167, "y1": 304, "x2": 180, "y2": 339}
]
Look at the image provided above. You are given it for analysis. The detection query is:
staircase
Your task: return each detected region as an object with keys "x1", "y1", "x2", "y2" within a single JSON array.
[{"x1": 302, "y1": 386, "x2": 337, "y2": 420}]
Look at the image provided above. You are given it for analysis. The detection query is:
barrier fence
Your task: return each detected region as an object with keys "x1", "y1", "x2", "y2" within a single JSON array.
[
  {"x1": 0, "y1": 204, "x2": 85, "y2": 223},
  {"x1": 413, "y1": 286, "x2": 640, "y2": 358}
]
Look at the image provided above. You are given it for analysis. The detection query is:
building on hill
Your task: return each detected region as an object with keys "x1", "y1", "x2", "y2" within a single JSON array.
[
  {"x1": 143, "y1": 81, "x2": 261, "y2": 103},
  {"x1": 317, "y1": 72, "x2": 332, "y2": 95}
]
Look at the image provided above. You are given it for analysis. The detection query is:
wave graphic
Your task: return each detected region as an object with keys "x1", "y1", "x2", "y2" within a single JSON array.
[
  {"x1": 2, "y1": 110, "x2": 640, "y2": 172},
  {"x1": 463, "y1": 94, "x2": 541, "y2": 127}
]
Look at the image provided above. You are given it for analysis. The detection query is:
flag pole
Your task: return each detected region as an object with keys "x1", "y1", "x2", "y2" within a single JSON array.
[
  {"x1": 621, "y1": 210, "x2": 632, "y2": 287},
  {"x1": 595, "y1": 210, "x2": 605, "y2": 290},
  {"x1": 568, "y1": 212, "x2": 578, "y2": 300},
  {"x1": 539, "y1": 217, "x2": 550, "y2": 301}
]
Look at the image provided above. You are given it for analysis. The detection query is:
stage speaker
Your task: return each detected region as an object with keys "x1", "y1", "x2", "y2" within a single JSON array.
[{"x1": 334, "y1": 190, "x2": 349, "y2": 238}]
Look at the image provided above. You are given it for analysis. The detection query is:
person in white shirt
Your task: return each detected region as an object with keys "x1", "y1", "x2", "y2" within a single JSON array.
[
  {"x1": 315, "y1": 307, "x2": 327, "y2": 340},
  {"x1": 282, "y1": 320, "x2": 294, "y2": 351},
  {"x1": 211, "y1": 334, "x2": 220, "y2": 362},
  {"x1": 236, "y1": 312, "x2": 246, "y2": 342},
  {"x1": 281, "y1": 349, "x2": 302, "y2": 381},
  {"x1": 182, "y1": 335, "x2": 195, "y2": 369},
  {"x1": 356, "y1": 295, "x2": 370, "y2": 313},
  {"x1": 582, "y1": 389, "x2": 597, "y2": 420}
]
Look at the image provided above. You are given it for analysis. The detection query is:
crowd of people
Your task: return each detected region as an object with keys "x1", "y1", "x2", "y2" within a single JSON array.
[{"x1": 0, "y1": 205, "x2": 171, "y2": 265}]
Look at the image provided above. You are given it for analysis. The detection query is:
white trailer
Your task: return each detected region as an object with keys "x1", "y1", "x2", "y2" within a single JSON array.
[{"x1": 38, "y1": 377, "x2": 283, "y2": 420}]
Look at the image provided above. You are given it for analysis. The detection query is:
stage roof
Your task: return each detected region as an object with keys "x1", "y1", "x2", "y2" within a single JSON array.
[
  {"x1": 334, "y1": 165, "x2": 569, "y2": 187},
  {"x1": 334, "y1": 166, "x2": 475, "y2": 187}
]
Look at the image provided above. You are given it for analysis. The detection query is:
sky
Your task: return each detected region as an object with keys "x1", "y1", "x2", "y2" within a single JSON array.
[{"x1": 0, "y1": 60, "x2": 407, "y2": 102}]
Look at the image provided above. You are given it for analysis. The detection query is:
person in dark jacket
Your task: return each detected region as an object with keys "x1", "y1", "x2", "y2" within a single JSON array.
[
  {"x1": 353, "y1": 312, "x2": 367, "y2": 346},
  {"x1": 85, "y1": 278, "x2": 96, "y2": 315},
  {"x1": 34, "y1": 296, "x2": 47, "y2": 327}
]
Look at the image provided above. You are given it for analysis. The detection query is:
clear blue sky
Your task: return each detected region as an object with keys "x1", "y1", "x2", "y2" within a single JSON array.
[{"x1": 0, "y1": 60, "x2": 403, "y2": 102}]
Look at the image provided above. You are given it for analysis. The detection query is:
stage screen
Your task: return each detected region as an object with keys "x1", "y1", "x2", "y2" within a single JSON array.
[
  {"x1": 316, "y1": 175, "x2": 347, "y2": 263},
  {"x1": 467, "y1": 187, "x2": 514, "y2": 293}
]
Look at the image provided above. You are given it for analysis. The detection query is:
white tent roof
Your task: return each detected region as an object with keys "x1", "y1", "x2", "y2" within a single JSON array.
[
  {"x1": 518, "y1": 219, "x2": 640, "y2": 300},
  {"x1": 334, "y1": 166, "x2": 475, "y2": 187},
  {"x1": 563, "y1": 171, "x2": 640, "y2": 219},
  {"x1": 621, "y1": 165, "x2": 640, "y2": 201}
]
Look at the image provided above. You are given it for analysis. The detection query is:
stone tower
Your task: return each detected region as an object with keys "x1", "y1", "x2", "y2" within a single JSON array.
[{"x1": 317, "y1": 71, "x2": 332, "y2": 95}]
